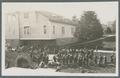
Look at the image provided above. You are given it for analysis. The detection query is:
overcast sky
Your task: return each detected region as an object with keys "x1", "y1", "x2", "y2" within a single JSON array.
[{"x1": 2, "y1": 2, "x2": 118, "y2": 24}]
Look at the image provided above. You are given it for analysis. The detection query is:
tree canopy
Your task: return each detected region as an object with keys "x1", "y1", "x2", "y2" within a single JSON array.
[
  {"x1": 74, "y1": 11, "x2": 103, "y2": 48},
  {"x1": 111, "y1": 20, "x2": 116, "y2": 34},
  {"x1": 105, "y1": 27, "x2": 112, "y2": 34}
]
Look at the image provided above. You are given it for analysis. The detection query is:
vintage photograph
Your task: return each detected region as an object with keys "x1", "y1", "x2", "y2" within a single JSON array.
[{"x1": 2, "y1": 2, "x2": 118, "y2": 76}]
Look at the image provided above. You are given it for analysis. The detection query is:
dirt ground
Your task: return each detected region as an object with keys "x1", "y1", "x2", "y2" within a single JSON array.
[{"x1": 60, "y1": 65, "x2": 115, "y2": 73}]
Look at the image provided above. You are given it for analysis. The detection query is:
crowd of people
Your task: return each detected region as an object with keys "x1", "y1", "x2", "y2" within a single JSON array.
[
  {"x1": 52, "y1": 48, "x2": 115, "y2": 67},
  {"x1": 5, "y1": 44, "x2": 116, "y2": 70}
]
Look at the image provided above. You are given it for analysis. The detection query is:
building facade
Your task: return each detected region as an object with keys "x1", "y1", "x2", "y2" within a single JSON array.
[{"x1": 5, "y1": 11, "x2": 78, "y2": 48}]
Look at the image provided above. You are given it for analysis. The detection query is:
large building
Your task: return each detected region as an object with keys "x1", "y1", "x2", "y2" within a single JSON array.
[{"x1": 5, "y1": 11, "x2": 78, "y2": 48}]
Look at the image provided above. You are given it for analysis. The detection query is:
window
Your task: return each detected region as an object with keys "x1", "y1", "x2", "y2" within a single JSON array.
[
  {"x1": 44, "y1": 25, "x2": 47, "y2": 34},
  {"x1": 24, "y1": 26, "x2": 30, "y2": 35},
  {"x1": 53, "y1": 26, "x2": 55, "y2": 34},
  {"x1": 24, "y1": 12, "x2": 29, "y2": 18},
  {"x1": 62, "y1": 27, "x2": 65, "y2": 34},
  {"x1": 12, "y1": 15, "x2": 16, "y2": 34}
]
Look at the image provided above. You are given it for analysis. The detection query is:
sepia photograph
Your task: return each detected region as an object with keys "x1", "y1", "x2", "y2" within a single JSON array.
[{"x1": 2, "y1": 2, "x2": 118, "y2": 76}]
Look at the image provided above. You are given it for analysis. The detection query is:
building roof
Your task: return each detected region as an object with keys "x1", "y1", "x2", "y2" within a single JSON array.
[
  {"x1": 36, "y1": 11, "x2": 79, "y2": 26},
  {"x1": 7, "y1": 10, "x2": 79, "y2": 26},
  {"x1": 64, "y1": 35, "x2": 115, "y2": 47},
  {"x1": 9, "y1": 10, "x2": 78, "y2": 26}
]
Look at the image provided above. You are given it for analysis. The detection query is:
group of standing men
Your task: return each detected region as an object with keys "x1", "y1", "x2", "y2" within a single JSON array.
[
  {"x1": 52, "y1": 48, "x2": 113, "y2": 67},
  {"x1": 6, "y1": 44, "x2": 116, "y2": 69}
]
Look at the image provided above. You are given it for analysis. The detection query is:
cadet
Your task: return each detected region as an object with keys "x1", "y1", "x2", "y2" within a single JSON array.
[
  {"x1": 39, "y1": 61, "x2": 45, "y2": 68},
  {"x1": 102, "y1": 56, "x2": 107, "y2": 65},
  {"x1": 99, "y1": 56, "x2": 103, "y2": 66},
  {"x1": 56, "y1": 62, "x2": 61, "y2": 72},
  {"x1": 53, "y1": 55, "x2": 57, "y2": 62},
  {"x1": 111, "y1": 54, "x2": 114, "y2": 63},
  {"x1": 94, "y1": 55, "x2": 98, "y2": 65},
  {"x1": 45, "y1": 55, "x2": 49, "y2": 65}
]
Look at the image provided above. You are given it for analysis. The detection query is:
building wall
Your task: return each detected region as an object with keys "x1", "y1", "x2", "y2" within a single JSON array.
[
  {"x1": 19, "y1": 11, "x2": 55, "y2": 40},
  {"x1": 5, "y1": 11, "x2": 76, "y2": 46},
  {"x1": 5, "y1": 13, "x2": 19, "y2": 40},
  {"x1": 50, "y1": 22, "x2": 75, "y2": 39},
  {"x1": 5, "y1": 12, "x2": 20, "y2": 48},
  {"x1": 19, "y1": 11, "x2": 76, "y2": 40}
]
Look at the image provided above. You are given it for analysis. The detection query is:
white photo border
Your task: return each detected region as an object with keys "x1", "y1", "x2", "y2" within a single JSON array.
[{"x1": 1, "y1": 1, "x2": 119, "y2": 76}]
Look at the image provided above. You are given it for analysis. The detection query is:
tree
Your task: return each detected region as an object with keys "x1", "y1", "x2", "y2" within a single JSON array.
[
  {"x1": 111, "y1": 20, "x2": 116, "y2": 34},
  {"x1": 72, "y1": 15, "x2": 77, "y2": 21},
  {"x1": 105, "y1": 27, "x2": 112, "y2": 34},
  {"x1": 74, "y1": 11, "x2": 103, "y2": 48}
]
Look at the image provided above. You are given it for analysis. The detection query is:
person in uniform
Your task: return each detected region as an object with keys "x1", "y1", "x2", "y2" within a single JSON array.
[
  {"x1": 103, "y1": 56, "x2": 107, "y2": 66},
  {"x1": 45, "y1": 55, "x2": 49, "y2": 65},
  {"x1": 79, "y1": 55, "x2": 83, "y2": 66},
  {"x1": 42, "y1": 52, "x2": 46, "y2": 63},
  {"x1": 66, "y1": 54, "x2": 69, "y2": 65},
  {"x1": 68, "y1": 54, "x2": 71, "y2": 65},
  {"x1": 69, "y1": 54, "x2": 73, "y2": 64},
  {"x1": 53, "y1": 55, "x2": 57, "y2": 62},
  {"x1": 111, "y1": 54, "x2": 114, "y2": 63},
  {"x1": 56, "y1": 62, "x2": 61, "y2": 72},
  {"x1": 62, "y1": 54, "x2": 65, "y2": 65},
  {"x1": 39, "y1": 61, "x2": 45, "y2": 68},
  {"x1": 38, "y1": 52, "x2": 43, "y2": 64},
  {"x1": 94, "y1": 55, "x2": 98, "y2": 65},
  {"x1": 99, "y1": 56, "x2": 103, "y2": 66},
  {"x1": 97, "y1": 56, "x2": 101, "y2": 65}
]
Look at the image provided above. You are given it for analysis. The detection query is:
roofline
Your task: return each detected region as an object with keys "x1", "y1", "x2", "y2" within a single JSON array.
[{"x1": 49, "y1": 19, "x2": 78, "y2": 26}]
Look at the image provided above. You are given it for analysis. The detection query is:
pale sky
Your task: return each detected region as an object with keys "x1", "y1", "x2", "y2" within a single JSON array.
[{"x1": 2, "y1": 2, "x2": 118, "y2": 24}]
